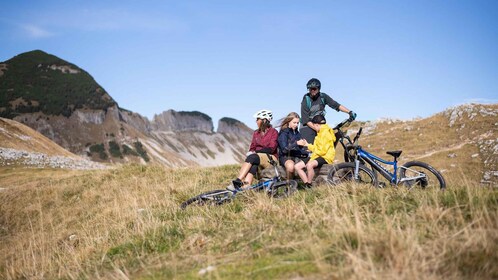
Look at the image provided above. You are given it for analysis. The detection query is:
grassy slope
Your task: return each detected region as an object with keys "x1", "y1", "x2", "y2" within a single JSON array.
[
  {"x1": 338, "y1": 105, "x2": 496, "y2": 186},
  {"x1": 0, "y1": 117, "x2": 78, "y2": 157},
  {"x1": 0, "y1": 164, "x2": 497, "y2": 279}
]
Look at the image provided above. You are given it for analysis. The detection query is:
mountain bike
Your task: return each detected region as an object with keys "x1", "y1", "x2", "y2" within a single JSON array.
[
  {"x1": 328, "y1": 119, "x2": 446, "y2": 190},
  {"x1": 180, "y1": 155, "x2": 298, "y2": 209}
]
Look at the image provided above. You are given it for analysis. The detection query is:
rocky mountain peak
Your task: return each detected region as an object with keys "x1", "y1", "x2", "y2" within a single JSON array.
[
  {"x1": 217, "y1": 117, "x2": 253, "y2": 136},
  {"x1": 152, "y1": 109, "x2": 214, "y2": 133}
]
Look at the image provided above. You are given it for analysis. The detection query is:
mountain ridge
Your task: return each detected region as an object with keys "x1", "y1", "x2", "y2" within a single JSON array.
[{"x1": 0, "y1": 50, "x2": 252, "y2": 166}]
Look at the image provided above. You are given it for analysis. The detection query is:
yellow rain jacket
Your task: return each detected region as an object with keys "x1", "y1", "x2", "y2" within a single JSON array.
[{"x1": 307, "y1": 123, "x2": 336, "y2": 164}]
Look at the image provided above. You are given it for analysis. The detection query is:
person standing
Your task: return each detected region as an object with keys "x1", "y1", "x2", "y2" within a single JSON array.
[{"x1": 300, "y1": 78, "x2": 357, "y2": 143}]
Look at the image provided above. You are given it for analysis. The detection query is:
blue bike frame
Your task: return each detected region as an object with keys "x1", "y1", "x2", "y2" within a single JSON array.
[
  {"x1": 357, "y1": 148, "x2": 399, "y2": 184},
  {"x1": 199, "y1": 177, "x2": 277, "y2": 200},
  {"x1": 200, "y1": 162, "x2": 282, "y2": 200},
  {"x1": 334, "y1": 119, "x2": 444, "y2": 189},
  {"x1": 238, "y1": 177, "x2": 275, "y2": 193}
]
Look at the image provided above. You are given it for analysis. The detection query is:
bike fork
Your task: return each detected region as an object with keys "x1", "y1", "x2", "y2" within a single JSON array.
[{"x1": 354, "y1": 159, "x2": 360, "y2": 180}]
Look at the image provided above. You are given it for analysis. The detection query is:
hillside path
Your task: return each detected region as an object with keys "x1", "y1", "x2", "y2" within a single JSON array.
[{"x1": 407, "y1": 141, "x2": 472, "y2": 160}]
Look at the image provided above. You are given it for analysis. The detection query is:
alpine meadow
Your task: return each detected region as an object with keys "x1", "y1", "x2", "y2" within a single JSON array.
[
  {"x1": 2, "y1": 0, "x2": 498, "y2": 278},
  {"x1": 1, "y1": 104, "x2": 497, "y2": 279}
]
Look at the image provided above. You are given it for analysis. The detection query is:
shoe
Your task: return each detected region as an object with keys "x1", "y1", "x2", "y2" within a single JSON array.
[
  {"x1": 297, "y1": 182, "x2": 307, "y2": 190},
  {"x1": 227, "y1": 178, "x2": 243, "y2": 191},
  {"x1": 297, "y1": 182, "x2": 313, "y2": 190}
]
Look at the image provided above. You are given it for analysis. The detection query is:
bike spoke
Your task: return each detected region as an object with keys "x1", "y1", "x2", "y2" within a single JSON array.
[
  {"x1": 327, "y1": 162, "x2": 377, "y2": 187},
  {"x1": 400, "y1": 161, "x2": 446, "y2": 190}
]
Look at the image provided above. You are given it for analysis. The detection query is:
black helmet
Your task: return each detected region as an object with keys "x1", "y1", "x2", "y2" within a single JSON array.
[
  {"x1": 306, "y1": 78, "x2": 321, "y2": 89},
  {"x1": 311, "y1": 114, "x2": 326, "y2": 124}
]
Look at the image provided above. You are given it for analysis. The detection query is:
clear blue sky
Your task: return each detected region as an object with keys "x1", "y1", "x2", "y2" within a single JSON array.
[{"x1": 1, "y1": 0, "x2": 497, "y2": 129}]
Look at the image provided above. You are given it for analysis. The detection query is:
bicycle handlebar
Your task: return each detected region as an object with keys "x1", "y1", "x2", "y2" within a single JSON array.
[
  {"x1": 333, "y1": 119, "x2": 351, "y2": 130},
  {"x1": 333, "y1": 118, "x2": 354, "y2": 145}
]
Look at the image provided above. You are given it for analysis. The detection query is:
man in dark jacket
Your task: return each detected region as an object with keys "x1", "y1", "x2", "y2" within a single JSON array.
[{"x1": 300, "y1": 78, "x2": 357, "y2": 143}]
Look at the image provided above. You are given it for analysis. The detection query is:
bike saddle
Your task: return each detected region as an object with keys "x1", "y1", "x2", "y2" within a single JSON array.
[{"x1": 386, "y1": 150, "x2": 402, "y2": 158}]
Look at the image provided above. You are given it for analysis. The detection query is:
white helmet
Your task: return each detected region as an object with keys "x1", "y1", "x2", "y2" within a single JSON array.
[{"x1": 253, "y1": 109, "x2": 273, "y2": 121}]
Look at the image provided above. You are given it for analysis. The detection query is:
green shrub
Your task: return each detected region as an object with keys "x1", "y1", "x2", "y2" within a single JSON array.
[
  {"x1": 89, "y1": 143, "x2": 108, "y2": 160},
  {"x1": 108, "y1": 141, "x2": 122, "y2": 158},
  {"x1": 134, "y1": 141, "x2": 150, "y2": 162},
  {"x1": 122, "y1": 144, "x2": 138, "y2": 156},
  {"x1": 89, "y1": 143, "x2": 105, "y2": 153}
]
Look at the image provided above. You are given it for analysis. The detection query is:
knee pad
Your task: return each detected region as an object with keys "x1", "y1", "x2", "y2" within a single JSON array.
[
  {"x1": 245, "y1": 153, "x2": 260, "y2": 165},
  {"x1": 248, "y1": 165, "x2": 258, "y2": 175}
]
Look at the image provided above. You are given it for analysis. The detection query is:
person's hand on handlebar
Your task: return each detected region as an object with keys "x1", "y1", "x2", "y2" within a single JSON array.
[{"x1": 348, "y1": 111, "x2": 357, "y2": 121}]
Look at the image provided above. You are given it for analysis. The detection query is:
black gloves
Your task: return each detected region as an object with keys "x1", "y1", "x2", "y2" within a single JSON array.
[{"x1": 348, "y1": 111, "x2": 357, "y2": 121}]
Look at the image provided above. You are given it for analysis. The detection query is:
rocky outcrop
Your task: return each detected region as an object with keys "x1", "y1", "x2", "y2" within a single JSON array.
[
  {"x1": 442, "y1": 103, "x2": 498, "y2": 185},
  {"x1": 153, "y1": 110, "x2": 214, "y2": 133},
  {"x1": 73, "y1": 109, "x2": 106, "y2": 124},
  {"x1": 144, "y1": 130, "x2": 250, "y2": 167},
  {"x1": 217, "y1": 117, "x2": 253, "y2": 137},
  {"x1": 138, "y1": 112, "x2": 252, "y2": 167},
  {"x1": 0, "y1": 147, "x2": 107, "y2": 170},
  {"x1": 119, "y1": 109, "x2": 152, "y2": 134}
]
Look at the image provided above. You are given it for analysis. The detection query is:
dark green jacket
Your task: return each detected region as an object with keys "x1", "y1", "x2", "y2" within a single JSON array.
[{"x1": 300, "y1": 92, "x2": 340, "y2": 125}]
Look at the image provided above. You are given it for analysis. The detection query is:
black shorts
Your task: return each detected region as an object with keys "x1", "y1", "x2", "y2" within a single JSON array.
[
  {"x1": 279, "y1": 156, "x2": 309, "y2": 166},
  {"x1": 314, "y1": 157, "x2": 328, "y2": 168}
]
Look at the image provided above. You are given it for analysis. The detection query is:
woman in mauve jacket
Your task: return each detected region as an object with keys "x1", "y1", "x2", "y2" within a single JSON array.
[{"x1": 228, "y1": 109, "x2": 278, "y2": 191}]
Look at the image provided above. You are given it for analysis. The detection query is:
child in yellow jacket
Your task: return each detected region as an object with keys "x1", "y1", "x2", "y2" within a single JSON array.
[{"x1": 297, "y1": 115, "x2": 336, "y2": 187}]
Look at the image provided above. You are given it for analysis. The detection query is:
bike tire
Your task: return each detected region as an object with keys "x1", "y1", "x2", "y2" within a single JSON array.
[
  {"x1": 399, "y1": 161, "x2": 446, "y2": 190},
  {"x1": 327, "y1": 162, "x2": 378, "y2": 187},
  {"x1": 343, "y1": 145, "x2": 354, "y2": 162},
  {"x1": 180, "y1": 189, "x2": 234, "y2": 209},
  {"x1": 269, "y1": 180, "x2": 298, "y2": 198}
]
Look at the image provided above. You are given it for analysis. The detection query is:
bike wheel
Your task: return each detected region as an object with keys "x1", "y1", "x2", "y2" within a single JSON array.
[
  {"x1": 180, "y1": 189, "x2": 234, "y2": 209},
  {"x1": 399, "y1": 161, "x2": 446, "y2": 190},
  {"x1": 269, "y1": 180, "x2": 298, "y2": 198},
  {"x1": 327, "y1": 162, "x2": 378, "y2": 187}
]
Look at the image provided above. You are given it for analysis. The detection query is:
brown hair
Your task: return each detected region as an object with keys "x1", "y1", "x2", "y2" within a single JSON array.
[
  {"x1": 257, "y1": 118, "x2": 272, "y2": 132},
  {"x1": 278, "y1": 112, "x2": 300, "y2": 131}
]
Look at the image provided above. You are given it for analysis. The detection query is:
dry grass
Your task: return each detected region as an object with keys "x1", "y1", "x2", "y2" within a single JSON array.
[{"x1": 0, "y1": 164, "x2": 497, "y2": 279}]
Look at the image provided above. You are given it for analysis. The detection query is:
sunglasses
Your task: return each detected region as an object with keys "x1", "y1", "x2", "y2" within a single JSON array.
[{"x1": 309, "y1": 87, "x2": 319, "y2": 91}]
